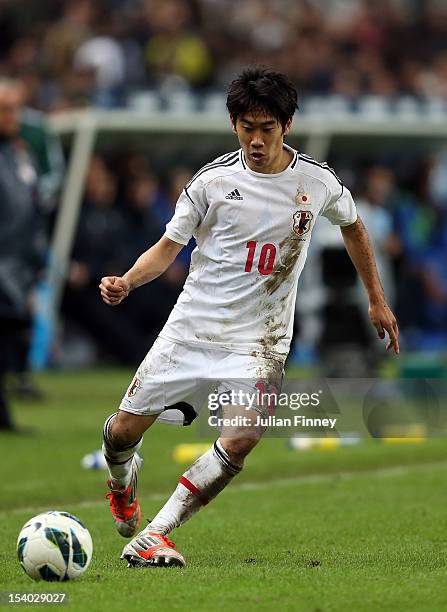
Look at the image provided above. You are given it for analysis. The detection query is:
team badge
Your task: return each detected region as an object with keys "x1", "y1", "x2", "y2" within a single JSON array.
[
  {"x1": 127, "y1": 377, "x2": 141, "y2": 397},
  {"x1": 295, "y1": 191, "x2": 310, "y2": 205},
  {"x1": 293, "y1": 211, "x2": 313, "y2": 236}
]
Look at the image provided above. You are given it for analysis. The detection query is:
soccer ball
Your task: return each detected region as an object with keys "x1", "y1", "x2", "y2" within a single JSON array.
[{"x1": 17, "y1": 511, "x2": 93, "y2": 581}]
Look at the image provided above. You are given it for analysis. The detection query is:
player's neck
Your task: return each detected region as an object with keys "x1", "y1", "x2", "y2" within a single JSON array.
[
  {"x1": 247, "y1": 146, "x2": 293, "y2": 174},
  {"x1": 274, "y1": 147, "x2": 293, "y2": 173}
]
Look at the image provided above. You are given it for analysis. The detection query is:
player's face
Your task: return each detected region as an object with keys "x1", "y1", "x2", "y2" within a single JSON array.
[
  {"x1": 232, "y1": 111, "x2": 292, "y2": 174},
  {"x1": 0, "y1": 86, "x2": 21, "y2": 137}
]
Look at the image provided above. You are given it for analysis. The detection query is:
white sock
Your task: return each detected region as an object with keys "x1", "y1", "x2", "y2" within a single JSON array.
[
  {"x1": 147, "y1": 440, "x2": 241, "y2": 535},
  {"x1": 102, "y1": 412, "x2": 143, "y2": 488}
]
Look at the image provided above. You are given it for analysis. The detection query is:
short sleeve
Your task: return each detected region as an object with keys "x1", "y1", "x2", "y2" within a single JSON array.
[
  {"x1": 164, "y1": 180, "x2": 208, "y2": 245},
  {"x1": 320, "y1": 182, "x2": 358, "y2": 227}
]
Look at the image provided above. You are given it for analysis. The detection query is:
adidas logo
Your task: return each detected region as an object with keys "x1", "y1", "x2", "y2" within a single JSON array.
[{"x1": 225, "y1": 189, "x2": 243, "y2": 200}]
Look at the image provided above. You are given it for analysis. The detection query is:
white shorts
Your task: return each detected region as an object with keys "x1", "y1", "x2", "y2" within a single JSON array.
[{"x1": 119, "y1": 336, "x2": 284, "y2": 425}]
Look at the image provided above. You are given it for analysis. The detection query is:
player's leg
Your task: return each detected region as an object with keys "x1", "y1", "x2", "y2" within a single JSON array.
[
  {"x1": 103, "y1": 411, "x2": 158, "y2": 537},
  {"x1": 103, "y1": 411, "x2": 157, "y2": 487},
  {"x1": 121, "y1": 409, "x2": 264, "y2": 567},
  {"x1": 103, "y1": 337, "x2": 189, "y2": 538},
  {"x1": 120, "y1": 347, "x2": 281, "y2": 567},
  {"x1": 146, "y1": 422, "x2": 262, "y2": 532}
]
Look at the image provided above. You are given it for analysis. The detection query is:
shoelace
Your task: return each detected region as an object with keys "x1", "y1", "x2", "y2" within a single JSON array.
[
  {"x1": 106, "y1": 490, "x2": 128, "y2": 519},
  {"x1": 157, "y1": 534, "x2": 176, "y2": 549},
  {"x1": 144, "y1": 520, "x2": 175, "y2": 548},
  {"x1": 140, "y1": 532, "x2": 176, "y2": 549}
]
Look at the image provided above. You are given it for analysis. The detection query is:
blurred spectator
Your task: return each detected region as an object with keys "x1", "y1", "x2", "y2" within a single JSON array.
[
  {"x1": 18, "y1": 71, "x2": 65, "y2": 215},
  {"x1": 165, "y1": 166, "x2": 196, "y2": 277},
  {"x1": 419, "y1": 241, "x2": 447, "y2": 346},
  {"x1": 120, "y1": 154, "x2": 171, "y2": 234},
  {"x1": 392, "y1": 159, "x2": 442, "y2": 337},
  {"x1": 355, "y1": 165, "x2": 399, "y2": 306},
  {"x1": 11, "y1": 79, "x2": 65, "y2": 396},
  {"x1": 60, "y1": 154, "x2": 194, "y2": 365},
  {"x1": 41, "y1": 0, "x2": 95, "y2": 80},
  {"x1": 402, "y1": 156, "x2": 447, "y2": 347},
  {"x1": 61, "y1": 156, "x2": 149, "y2": 364},
  {"x1": 73, "y1": 15, "x2": 127, "y2": 107},
  {"x1": 0, "y1": 78, "x2": 46, "y2": 429},
  {"x1": 117, "y1": 159, "x2": 190, "y2": 348},
  {"x1": 143, "y1": 0, "x2": 213, "y2": 90}
]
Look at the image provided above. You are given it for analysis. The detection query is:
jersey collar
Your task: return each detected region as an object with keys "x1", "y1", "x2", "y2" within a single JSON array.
[{"x1": 240, "y1": 144, "x2": 298, "y2": 178}]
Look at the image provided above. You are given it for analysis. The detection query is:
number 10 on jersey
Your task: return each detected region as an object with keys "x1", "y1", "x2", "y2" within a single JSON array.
[{"x1": 245, "y1": 241, "x2": 277, "y2": 275}]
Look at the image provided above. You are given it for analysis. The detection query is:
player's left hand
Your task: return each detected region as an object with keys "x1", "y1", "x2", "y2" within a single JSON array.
[{"x1": 368, "y1": 300, "x2": 399, "y2": 354}]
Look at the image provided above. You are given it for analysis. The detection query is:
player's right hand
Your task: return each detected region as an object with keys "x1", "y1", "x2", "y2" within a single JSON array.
[{"x1": 99, "y1": 276, "x2": 130, "y2": 306}]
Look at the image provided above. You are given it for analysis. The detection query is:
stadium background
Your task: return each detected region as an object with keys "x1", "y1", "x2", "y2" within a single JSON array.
[
  {"x1": 1, "y1": 0, "x2": 446, "y2": 371},
  {"x1": 1, "y1": 1, "x2": 447, "y2": 610}
]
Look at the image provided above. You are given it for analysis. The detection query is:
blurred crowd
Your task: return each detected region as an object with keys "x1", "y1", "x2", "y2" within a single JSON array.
[
  {"x1": 61, "y1": 153, "x2": 195, "y2": 365},
  {"x1": 0, "y1": 0, "x2": 447, "y2": 110},
  {"x1": 59, "y1": 145, "x2": 447, "y2": 369},
  {"x1": 0, "y1": 0, "x2": 446, "y2": 398},
  {"x1": 296, "y1": 154, "x2": 447, "y2": 369}
]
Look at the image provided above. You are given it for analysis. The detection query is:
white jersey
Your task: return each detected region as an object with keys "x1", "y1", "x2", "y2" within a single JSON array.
[{"x1": 161, "y1": 145, "x2": 357, "y2": 362}]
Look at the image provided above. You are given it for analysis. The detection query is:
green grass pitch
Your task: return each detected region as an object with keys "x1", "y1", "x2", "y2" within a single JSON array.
[{"x1": 1, "y1": 370, "x2": 447, "y2": 611}]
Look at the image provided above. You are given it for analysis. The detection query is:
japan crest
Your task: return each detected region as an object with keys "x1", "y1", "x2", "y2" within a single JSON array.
[
  {"x1": 127, "y1": 377, "x2": 142, "y2": 397},
  {"x1": 293, "y1": 211, "x2": 313, "y2": 236}
]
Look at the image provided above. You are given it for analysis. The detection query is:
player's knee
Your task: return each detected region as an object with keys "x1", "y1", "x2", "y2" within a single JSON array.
[
  {"x1": 105, "y1": 411, "x2": 154, "y2": 449},
  {"x1": 220, "y1": 435, "x2": 260, "y2": 463},
  {"x1": 108, "y1": 424, "x2": 135, "y2": 450}
]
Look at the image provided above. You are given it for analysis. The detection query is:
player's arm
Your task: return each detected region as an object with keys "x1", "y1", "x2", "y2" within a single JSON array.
[
  {"x1": 99, "y1": 236, "x2": 183, "y2": 306},
  {"x1": 340, "y1": 216, "x2": 399, "y2": 354}
]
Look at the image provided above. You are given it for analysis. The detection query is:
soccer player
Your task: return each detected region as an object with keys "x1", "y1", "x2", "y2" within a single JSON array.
[{"x1": 100, "y1": 67, "x2": 399, "y2": 568}]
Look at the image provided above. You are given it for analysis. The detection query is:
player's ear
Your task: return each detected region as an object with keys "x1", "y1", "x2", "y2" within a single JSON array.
[
  {"x1": 230, "y1": 115, "x2": 238, "y2": 134},
  {"x1": 283, "y1": 118, "x2": 293, "y2": 137}
]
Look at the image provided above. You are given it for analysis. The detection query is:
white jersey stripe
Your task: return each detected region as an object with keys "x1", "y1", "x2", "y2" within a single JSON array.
[{"x1": 186, "y1": 152, "x2": 239, "y2": 189}]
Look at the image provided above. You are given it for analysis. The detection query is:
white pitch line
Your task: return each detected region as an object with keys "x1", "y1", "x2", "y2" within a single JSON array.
[
  {"x1": 234, "y1": 460, "x2": 447, "y2": 491},
  {"x1": 2, "y1": 460, "x2": 447, "y2": 521}
]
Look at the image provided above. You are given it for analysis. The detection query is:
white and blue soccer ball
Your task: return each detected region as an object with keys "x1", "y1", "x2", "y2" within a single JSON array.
[
  {"x1": 17, "y1": 511, "x2": 93, "y2": 581},
  {"x1": 81, "y1": 449, "x2": 107, "y2": 470}
]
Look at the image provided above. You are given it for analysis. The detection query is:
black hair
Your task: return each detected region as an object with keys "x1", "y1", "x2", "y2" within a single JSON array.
[{"x1": 226, "y1": 66, "x2": 298, "y2": 130}]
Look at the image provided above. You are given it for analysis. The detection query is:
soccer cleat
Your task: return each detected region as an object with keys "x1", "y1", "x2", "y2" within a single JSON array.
[
  {"x1": 121, "y1": 531, "x2": 185, "y2": 568},
  {"x1": 106, "y1": 454, "x2": 143, "y2": 538}
]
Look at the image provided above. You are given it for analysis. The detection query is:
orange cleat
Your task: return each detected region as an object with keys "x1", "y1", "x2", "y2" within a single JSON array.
[
  {"x1": 121, "y1": 531, "x2": 185, "y2": 568},
  {"x1": 106, "y1": 455, "x2": 142, "y2": 538}
]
